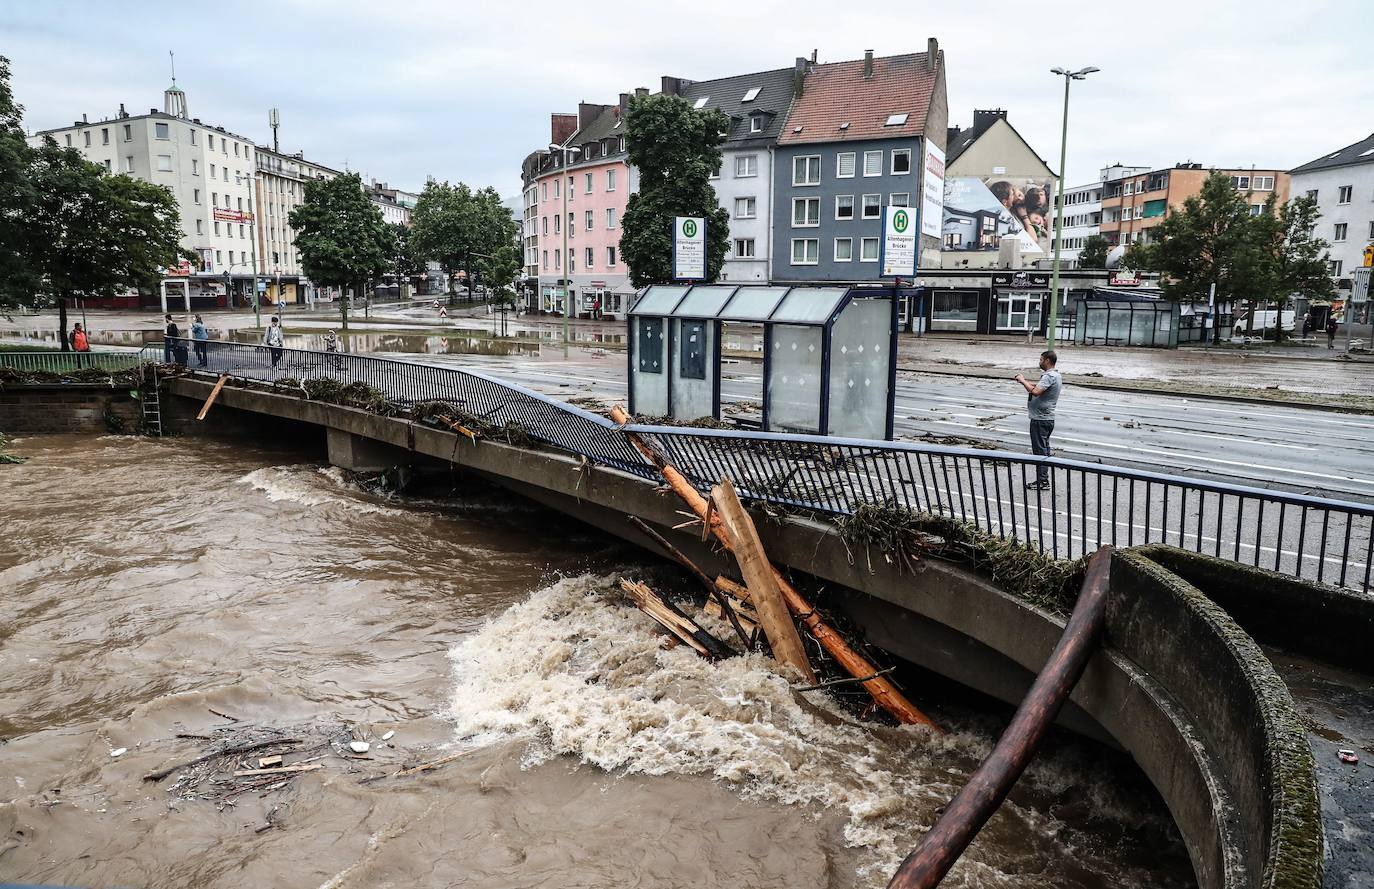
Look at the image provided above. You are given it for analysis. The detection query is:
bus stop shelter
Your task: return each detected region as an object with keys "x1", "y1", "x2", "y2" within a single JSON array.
[{"x1": 628, "y1": 284, "x2": 897, "y2": 440}]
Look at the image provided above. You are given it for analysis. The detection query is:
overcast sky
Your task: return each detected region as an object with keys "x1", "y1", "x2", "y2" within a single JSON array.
[{"x1": 7, "y1": 0, "x2": 1372, "y2": 200}]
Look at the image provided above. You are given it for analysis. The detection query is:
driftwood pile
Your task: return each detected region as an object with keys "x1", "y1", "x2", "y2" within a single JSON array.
[{"x1": 608, "y1": 405, "x2": 941, "y2": 731}]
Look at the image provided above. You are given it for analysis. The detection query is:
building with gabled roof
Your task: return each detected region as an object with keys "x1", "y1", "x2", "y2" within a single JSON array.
[
  {"x1": 770, "y1": 43, "x2": 947, "y2": 283},
  {"x1": 1289, "y1": 133, "x2": 1374, "y2": 287}
]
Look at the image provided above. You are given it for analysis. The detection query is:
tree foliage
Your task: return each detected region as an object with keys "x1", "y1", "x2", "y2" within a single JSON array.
[
  {"x1": 388, "y1": 222, "x2": 423, "y2": 280},
  {"x1": 477, "y1": 245, "x2": 521, "y2": 306},
  {"x1": 1122, "y1": 240, "x2": 1156, "y2": 272},
  {"x1": 289, "y1": 172, "x2": 395, "y2": 333},
  {"x1": 620, "y1": 94, "x2": 731, "y2": 288},
  {"x1": 1076, "y1": 234, "x2": 1109, "y2": 269},
  {"x1": 0, "y1": 55, "x2": 37, "y2": 308},
  {"x1": 410, "y1": 181, "x2": 517, "y2": 298}
]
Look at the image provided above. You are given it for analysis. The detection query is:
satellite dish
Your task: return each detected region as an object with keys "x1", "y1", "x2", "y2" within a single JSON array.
[{"x1": 1105, "y1": 245, "x2": 1127, "y2": 269}]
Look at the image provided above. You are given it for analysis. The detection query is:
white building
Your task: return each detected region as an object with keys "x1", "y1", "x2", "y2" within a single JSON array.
[
  {"x1": 30, "y1": 85, "x2": 261, "y2": 309},
  {"x1": 1290, "y1": 133, "x2": 1374, "y2": 286},
  {"x1": 1057, "y1": 165, "x2": 1149, "y2": 266},
  {"x1": 254, "y1": 146, "x2": 340, "y2": 305},
  {"x1": 367, "y1": 179, "x2": 417, "y2": 227}
]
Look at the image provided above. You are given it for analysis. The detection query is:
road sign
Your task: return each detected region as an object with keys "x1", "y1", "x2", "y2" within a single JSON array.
[
  {"x1": 673, "y1": 216, "x2": 706, "y2": 281},
  {"x1": 880, "y1": 206, "x2": 916, "y2": 277}
]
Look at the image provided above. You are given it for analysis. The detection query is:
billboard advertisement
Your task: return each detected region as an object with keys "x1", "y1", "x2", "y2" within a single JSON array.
[
  {"x1": 941, "y1": 176, "x2": 1055, "y2": 255},
  {"x1": 921, "y1": 142, "x2": 945, "y2": 238}
]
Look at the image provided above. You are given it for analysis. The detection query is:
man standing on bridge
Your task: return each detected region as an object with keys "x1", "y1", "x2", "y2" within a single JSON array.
[{"x1": 1014, "y1": 350, "x2": 1062, "y2": 490}]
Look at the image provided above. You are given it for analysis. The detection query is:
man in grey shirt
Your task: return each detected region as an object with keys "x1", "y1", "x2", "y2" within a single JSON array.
[{"x1": 1014, "y1": 350, "x2": 1062, "y2": 489}]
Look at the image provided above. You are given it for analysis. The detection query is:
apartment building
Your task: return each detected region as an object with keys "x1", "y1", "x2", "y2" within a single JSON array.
[
  {"x1": 30, "y1": 85, "x2": 259, "y2": 308},
  {"x1": 667, "y1": 65, "x2": 798, "y2": 284},
  {"x1": 1055, "y1": 164, "x2": 1150, "y2": 266},
  {"x1": 253, "y1": 146, "x2": 341, "y2": 304},
  {"x1": 367, "y1": 179, "x2": 418, "y2": 227},
  {"x1": 1289, "y1": 132, "x2": 1374, "y2": 284},
  {"x1": 771, "y1": 44, "x2": 947, "y2": 283},
  {"x1": 1099, "y1": 163, "x2": 1290, "y2": 247}
]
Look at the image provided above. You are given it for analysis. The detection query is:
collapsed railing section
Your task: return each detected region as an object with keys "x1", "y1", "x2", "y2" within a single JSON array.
[{"x1": 161, "y1": 338, "x2": 1374, "y2": 593}]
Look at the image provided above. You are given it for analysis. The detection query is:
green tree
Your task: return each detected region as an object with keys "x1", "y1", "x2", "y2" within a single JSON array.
[
  {"x1": 388, "y1": 222, "x2": 423, "y2": 281},
  {"x1": 410, "y1": 181, "x2": 517, "y2": 302},
  {"x1": 1259, "y1": 193, "x2": 1334, "y2": 343},
  {"x1": 289, "y1": 172, "x2": 395, "y2": 344},
  {"x1": 0, "y1": 56, "x2": 38, "y2": 310},
  {"x1": 477, "y1": 244, "x2": 521, "y2": 303},
  {"x1": 1122, "y1": 240, "x2": 1156, "y2": 272},
  {"x1": 620, "y1": 94, "x2": 730, "y2": 287},
  {"x1": 1076, "y1": 234, "x2": 1109, "y2": 269},
  {"x1": 1152, "y1": 172, "x2": 1256, "y2": 307},
  {"x1": 27, "y1": 139, "x2": 187, "y2": 346}
]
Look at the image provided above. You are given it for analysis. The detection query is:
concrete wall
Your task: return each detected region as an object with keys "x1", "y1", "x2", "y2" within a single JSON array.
[{"x1": 0, "y1": 385, "x2": 141, "y2": 435}]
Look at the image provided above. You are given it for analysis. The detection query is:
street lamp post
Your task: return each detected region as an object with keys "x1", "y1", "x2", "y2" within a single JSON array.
[
  {"x1": 1046, "y1": 66, "x2": 1099, "y2": 351},
  {"x1": 549, "y1": 143, "x2": 581, "y2": 355}
]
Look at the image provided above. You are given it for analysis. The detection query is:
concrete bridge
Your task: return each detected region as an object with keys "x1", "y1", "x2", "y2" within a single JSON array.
[{"x1": 5, "y1": 342, "x2": 1373, "y2": 889}]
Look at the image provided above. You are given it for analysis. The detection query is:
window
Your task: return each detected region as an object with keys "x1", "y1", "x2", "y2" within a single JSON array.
[
  {"x1": 214, "y1": 221, "x2": 221, "y2": 235},
  {"x1": 1230, "y1": 175, "x2": 1250, "y2": 190},
  {"x1": 193, "y1": 188, "x2": 201, "y2": 204},
  {"x1": 1253, "y1": 176, "x2": 1274, "y2": 190},
  {"x1": 554, "y1": 179, "x2": 560, "y2": 198},
  {"x1": 742, "y1": 86, "x2": 761, "y2": 102},
  {"x1": 836, "y1": 152, "x2": 856, "y2": 178},
  {"x1": 733, "y1": 238, "x2": 755, "y2": 258},
  {"x1": 102, "y1": 158, "x2": 111, "y2": 171},
  {"x1": 215, "y1": 250, "x2": 222, "y2": 265},
  {"x1": 237, "y1": 197, "x2": 243, "y2": 211},
  {"x1": 1124, "y1": 182, "x2": 1133, "y2": 195},
  {"x1": 863, "y1": 150, "x2": 882, "y2": 176},
  {"x1": 542, "y1": 250, "x2": 548, "y2": 269},
  {"x1": 607, "y1": 168, "x2": 616, "y2": 191},
  {"x1": 890, "y1": 192, "x2": 910, "y2": 206},
  {"x1": 124, "y1": 155, "x2": 134, "y2": 172},
  {"x1": 891, "y1": 149, "x2": 911, "y2": 175},
  {"x1": 555, "y1": 249, "x2": 561, "y2": 270},
  {"x1": 1369, "y1": 220, "x2": 1374, "y2": 240},
  {"x1": 792, "y1": 197, "x2": 820, "y2": 227},
  {"x1": 585, "y1": 172, "x2": 593, "y2": 193},
  {"x1": 155, "y1": 122, "x2": 169, "y2": 140},
  {"x1": 860, "y1": 237, "x2": 879, "y2": 261},
  {"x1": 735, "y1": 154, "x2": 757, "y2": 178},
  {"x1": 1249, "y1": 204, "x2": 1263, "y2": 216},
  {"x1": 208, "y1": 135, "x2": 214, "y2": 150},
  {"x1": 884, "y1": 113, "x2": 909, "y2": 126},
  {"x1": 1328, "y1": 259, "x2": 1343, "y2": 276},
  {"x1": 542, "y1": 217, "x2": 548, "y2": 235},
  {"x1": 834, "y1": 237, "x2": 853, "y2": 262},
  {"x1": 239, "y1": 225, "x2": 245, "y2": 238},
  {"x1": 1334, "y1": 223, "x2": 1348, "y2": 241},
  {"x1": 792, "y1": 155, "x2": 820, "y2": 186},
  {"x1": 607, "y1": 246, "x2": 617, "y2": 266},
  {"x1": 861, "y1": 194, "x2": 881, "y2": 219},
  {"x1": 554, "y1": 215, "x2": 560, "y2": 234},
  {"x1": 585, "y1": 209, "x2": 593, "y2": 231},
  {"x1": 191, "y1": 159, "x2": 198, "y2": 175},
  {"x1": 567, "y1": 211, "x2": 575, "y2": 238},
  {"x1": 83, "y1": 130, "x2": 91, "y2": 147},
  {"x1": 749, "y1": 115, "x2": 763, "y2": 134},
  {"x1": 189, "y1": 129, "x2": 196, "y2": 145},
  {"x1": 790, "y1": 238, "x2": 819, "y2": 265},
  {"x1": 835, "y1": 194, "x2": 855, "y2": 220},
  {"x1": 122, "y1": 124, "x2": 132, "y2": 142},
  {"x1": 606, "y1": 207, "x2": 616, "y2": 229},
  {"x1": 542, "y1": 182, "x2": 547, "y2": 200},
  {"x1": 567, "y1": 175, "x2": 574, "y2": 198},
  {"x1": 568, "y1": 253, "x2": 575, "y2": 273},
  {"x1": 64, "y1": 134, "x2": 71, "y2": 147},
  {"x1": 1306, "y1": 189, "x2": 1318, "y2": 201},
  {"x1": 156, "y1": 154, "x2": 173, "y2": 172},
  {"x1": 1338, "y1": 185, "x2": 1353, "y2": 204},
  {"x1": 234, "y1": 142, "x2": 240, "y2": 156},
  {"x1": 693, "y1": 96, "x2": 709, "y2": 110},
  {"x1": 734, "y1": 196, "x2": 756, "y2": 219},
  {"x1": 195, "y1": 219, "x2": 203, "y2": 235},
  {"x1": 210, "y1": 163, "x2": 216, "y2": 178},
  {"x1": 585, "y1": 247, "x2": 594, "y2": 268}
]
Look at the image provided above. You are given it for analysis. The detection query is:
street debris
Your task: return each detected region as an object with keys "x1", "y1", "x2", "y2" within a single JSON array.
[
  {"x1": 110, "y1": 747, "x2": 127, "y2": 758},
  {"x1": 349, "y1": 740, "x2": 371, "y2": 754},
  {"x1": 1338, "y1": 749, "x2": 1360, "y2": 764}
]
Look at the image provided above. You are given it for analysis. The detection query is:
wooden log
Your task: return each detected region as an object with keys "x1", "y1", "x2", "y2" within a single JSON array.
[
  {"x1": 196, "y1": 374, "x2": 229, "y2": 420},
  {"x1": 626, "y1": 515, "x2": 752, "y2": 650},
  {"x1": 712, "y1": 479, "x2": 815, "y2": 682},
  {"x1": 394, "y1": 750, "x2": 473, "y2": 777},
  {"x1": 885, "y1": 546, "x2": 1115, "y2": 889},
  {"x1": 619, "y1": 579, "x2": 735, "y2": 660},
  {"x1": 714, "y1": 576, "x2": 752, "y2": 603},
  {"x1": 232, "y1": 763, "x2": 321, "y2": 777},
  {"x1": 611, "y1": 405, "x2": 939, "y2": 731},
  {"x1": 143, "y1": 737, "x2": 303, "y2": 782}
]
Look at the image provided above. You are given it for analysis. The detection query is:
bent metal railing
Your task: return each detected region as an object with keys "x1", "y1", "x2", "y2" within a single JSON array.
[
  {"x1": 155, "y1": 338, "x2": 1373, "y2": 593},
  {"x1": 0, "y1": 349, "x2": 145, "y2": 373}
]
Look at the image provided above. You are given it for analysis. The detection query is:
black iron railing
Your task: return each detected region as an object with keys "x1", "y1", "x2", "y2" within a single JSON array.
[{"x1": 156, "y1": 338, "x2": 1374, "y2": 592}]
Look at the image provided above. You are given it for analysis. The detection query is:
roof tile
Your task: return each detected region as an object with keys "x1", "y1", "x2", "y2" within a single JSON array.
[{"x1": 778, "y1": 53, "x2": 938, "y2": 146}]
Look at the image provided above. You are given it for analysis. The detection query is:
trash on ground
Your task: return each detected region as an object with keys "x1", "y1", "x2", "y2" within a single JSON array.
[{"x1": 1338, "y1": 749, "x2": 1359, "y2": 764}]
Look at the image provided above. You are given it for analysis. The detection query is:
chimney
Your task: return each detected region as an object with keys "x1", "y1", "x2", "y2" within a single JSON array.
[
  {"x1": 947, "y1": 125, "x2": 961, "y2": 145},
  {"x1": 973, "y1": 109, "x2": 1008, "y2": 131},
  {"x1": 118, "y1": 103, "x2": 127, "y2": 118},
  {"x1": 927, "y1": 37, "x2": 938, "y2": 72},
  {"x1": 661, "y1": 76, "x2": 690, "y2": 97},
  {"x1": 863, "y1": 50, "x2": 874, "y2": 79},
  {"x1": 550, "y1": 112, "x2": 577, "y2": 148},
  {"x1": 635, "y1": 87, "x2": 649, "y2": 98},
  {"x1": 619, "y1": 92, "x2": 631, "y2": 114},
  {"x1": 810, "y1": 48, "x2": 817, "y2": 64},
  {"x1": 793, "y1": 56, "x2": 807, "y2": 96},
  {"x1": 82, "y1": 112, "x2": 88, "y2": 123},
  {"x1": 578, "y1": 102, "x2": 606, "y2": 132}
]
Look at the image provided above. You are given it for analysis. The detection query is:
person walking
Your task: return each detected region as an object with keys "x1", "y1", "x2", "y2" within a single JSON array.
[
  {"x1": 1325, "y1": 313, "x2": 1338, "y2": 349},
  {"x1": 264, "y1": 316, "x2": 285, "y2": 368},
  {"x1": 71, "y1": 322, "x2": 90, "y2": 367},
  {"x1": 163, "y1": 313, "x2": 180, "y2": 364},
  {"x1": 190, "y1": 314, "x2": 209, "y2": 367},
  {"x1": 1014, "y1": 350, "x2": 1062, "y2": 490},
  {"x1": 324, "y1": 330, "x2": 343, "y2": 370}
]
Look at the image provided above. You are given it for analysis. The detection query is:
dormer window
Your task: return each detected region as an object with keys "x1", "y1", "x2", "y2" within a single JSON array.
[
  {"x1": 693, "y1": 97, "x2": 709, "y2": 109},
  {"x1": 884, "y1": 113, "x2": 909, "y2": 126},
  {"x1": 742, "y1": 86, "x2": 761, "y2": 102},
  {"x1": 750, "y1": 115, "x2": 763, "y2": 134}
]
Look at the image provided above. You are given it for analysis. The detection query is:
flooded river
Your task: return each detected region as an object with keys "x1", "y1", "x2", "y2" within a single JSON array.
[{"x1": 0, "y1": 436, "x2": 1193, "y2": 889}]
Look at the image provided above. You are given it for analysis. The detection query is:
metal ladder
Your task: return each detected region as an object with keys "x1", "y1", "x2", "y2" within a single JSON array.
[{"x1": 141, "y1": 364, "x2": 163, "y2": 437}]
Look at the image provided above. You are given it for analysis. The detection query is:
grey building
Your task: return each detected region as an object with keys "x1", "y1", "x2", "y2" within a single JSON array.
[{"x1": 770, "y1": 45, "x2": 947, "y2": 283}]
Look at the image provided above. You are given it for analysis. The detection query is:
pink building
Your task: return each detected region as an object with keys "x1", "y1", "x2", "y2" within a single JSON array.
[{"x1": 526, "y1": 94, "x2": 641, "y2": 319}]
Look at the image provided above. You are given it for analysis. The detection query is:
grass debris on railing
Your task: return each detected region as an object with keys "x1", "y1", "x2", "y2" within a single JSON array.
[
  {"x1": 269, "y1": 377, "x2": 399, "y2": 416},
  {"x1": 0, "y1": 363, "x2": 145, "y2": 388},
  {"x1": 411, "y1": 400, "x2": 532, "y2": 447},
  {"x1": 836, "y1": 502, "x2": 1084, "y2": 615}
]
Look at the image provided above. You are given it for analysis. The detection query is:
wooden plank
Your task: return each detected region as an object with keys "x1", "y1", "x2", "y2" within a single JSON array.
[
  {"x1": 711, "y1": 479, "x2": 815, "y2": 683},
  {"x1": 232, "y1": 764, "x2": 321, "y2": 777},
  {"x1": 196, "y1": 374, "x2": 230, "y2": 420},
  {"x1": 714, "y1": 576, "x2": 752, "y2": 603}
]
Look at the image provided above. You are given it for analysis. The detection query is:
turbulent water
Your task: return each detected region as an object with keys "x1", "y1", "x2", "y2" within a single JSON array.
[{"x1": 0, "y1": 435, "x2": 1193, "y2": 888}]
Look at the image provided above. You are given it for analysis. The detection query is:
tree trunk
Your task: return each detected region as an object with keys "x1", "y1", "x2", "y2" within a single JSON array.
[
  {"x1": 58, "y1": 298, "x2": 69, "y2": 351},
  {"x1": 466, "y1": 250, "x2": 473, "y2": 302}
]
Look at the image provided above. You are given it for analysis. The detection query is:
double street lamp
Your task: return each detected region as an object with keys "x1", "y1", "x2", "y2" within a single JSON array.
[
  {"x1": 1045, "y1": 65, "x2": 1099, "y2": 350},
  {"x1": 549, "y1": 142, "x2": 581, "y2": 356}
]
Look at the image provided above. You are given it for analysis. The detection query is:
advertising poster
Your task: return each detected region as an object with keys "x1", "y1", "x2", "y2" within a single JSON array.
[
  {"x1": 921, "y1": 142, "x2": 945, "y2": 238},
  {"x1": 941, "y1": 176, "x2": 1055, "y2": 255}
]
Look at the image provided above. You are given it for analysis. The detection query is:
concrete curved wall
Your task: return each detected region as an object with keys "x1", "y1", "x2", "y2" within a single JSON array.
[{"x1": 158, "y1": 379, "x2": 1327, "y2": 889}]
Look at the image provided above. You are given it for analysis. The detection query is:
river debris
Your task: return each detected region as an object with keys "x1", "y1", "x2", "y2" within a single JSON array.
[
  {"x1": 0, "y1": 432, "x2": 24, "y2": 465},
  {"x1": 618, "y1": 578, "x2": 734, "y2": 660},
  {"x1": 269, "y1": 377, "x2": 399, "y2": 416},
  {"x1": 411, "y1": 399, "x2": 532, "y2": 446},
  {"x1": 0, "y1": 363, "x2": 145, "y2": 388}
]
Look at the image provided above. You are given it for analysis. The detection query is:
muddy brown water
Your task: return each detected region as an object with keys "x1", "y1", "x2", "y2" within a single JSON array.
[{"x1": 0, "y1": 436, "x2": 1194, "y2": 889}]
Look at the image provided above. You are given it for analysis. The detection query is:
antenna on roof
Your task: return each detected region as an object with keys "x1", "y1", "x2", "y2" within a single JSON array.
[{"x1": 169, "y1": 50, "x2": 176, "y2": 86}]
